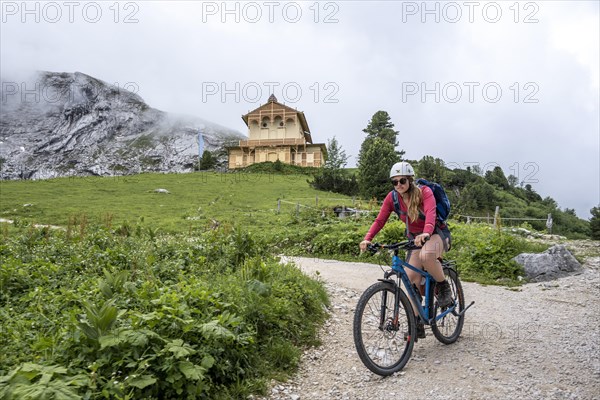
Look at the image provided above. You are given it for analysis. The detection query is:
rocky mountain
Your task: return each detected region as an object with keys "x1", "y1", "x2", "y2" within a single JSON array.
[{"x1": 0, "y1": 71, "x2": 244, "y2": 179}]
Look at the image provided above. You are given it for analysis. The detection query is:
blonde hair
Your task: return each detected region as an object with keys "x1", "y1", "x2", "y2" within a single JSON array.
[{"x1": 405, "y1": 178, "x2": 423, "y2": 223}]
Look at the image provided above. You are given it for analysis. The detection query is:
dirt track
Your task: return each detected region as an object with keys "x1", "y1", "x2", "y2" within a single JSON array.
[{"x1": 257, "y1": 255, "x2": 600, "y2": 400}]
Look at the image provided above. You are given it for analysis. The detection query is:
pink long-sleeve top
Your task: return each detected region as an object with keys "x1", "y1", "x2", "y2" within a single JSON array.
[{"x1": 364, "y1": 185, "x2": 437, "y2": 242}]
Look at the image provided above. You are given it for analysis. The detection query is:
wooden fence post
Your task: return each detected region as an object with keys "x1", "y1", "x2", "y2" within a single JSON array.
[
  {"x1": 277, "y1": 199, "x2": 281, "y2": 214},
  {"x1": 493, "y1": 206, "x2": 500, "y2": 229}
]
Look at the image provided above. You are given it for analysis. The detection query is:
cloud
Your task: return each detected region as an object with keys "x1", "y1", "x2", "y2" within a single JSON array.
[{"x1": 1, "y1": 0, "x2": 598, "y2": 217}]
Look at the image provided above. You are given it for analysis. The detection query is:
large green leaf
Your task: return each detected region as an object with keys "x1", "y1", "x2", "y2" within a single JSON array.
[
  {"x1": 98, "y1": 334, "x2": 125, "y2": 349},
  {"x1": 178, "y1": 361, "x2": 204, "y2": 380},
  {"x1": 165, "y1": 339, "x2": 195, "y2": 358},
  {"x1": 201, "y1": 355, "x2": 215, "y2": 369},
  {"x1": 128, "y1": 374, "x2": 157, "y2": 389},
  {"x1": 199, "y1": 320, "x2": 235, "y2": 341}
]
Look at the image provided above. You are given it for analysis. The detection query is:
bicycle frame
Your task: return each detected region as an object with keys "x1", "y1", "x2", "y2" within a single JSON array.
[
  {"x1": 355, "y1": 241, "x2": 474, "y2": 376},
  {"x1": 385, "y1": 251, "x2": 456, "y2": 325}
]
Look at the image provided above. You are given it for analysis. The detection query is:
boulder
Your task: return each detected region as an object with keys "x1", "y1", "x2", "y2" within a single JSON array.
[
  {"x1": 513, "y1": 245, "x2": 582, "y2": 282},
  {"x1": 333, "y1": 206, "x2": 356, "y2": 219}
]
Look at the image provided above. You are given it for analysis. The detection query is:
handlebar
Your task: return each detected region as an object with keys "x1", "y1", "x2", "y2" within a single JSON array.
[{"x1": 366, "y1": 236, "x2": 430, "y2": 254}]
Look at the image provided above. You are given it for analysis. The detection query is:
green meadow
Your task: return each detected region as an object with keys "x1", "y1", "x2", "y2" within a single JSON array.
[
  {"x1": 0, "y1": 170, "x2": 549, "y2": 284},
  {"x1": 0, "y1": 172, "x2": 360, "y2": 233}
]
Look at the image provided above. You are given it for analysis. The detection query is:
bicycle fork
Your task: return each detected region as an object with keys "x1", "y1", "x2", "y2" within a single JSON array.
[{"x1": 378, "y1": 284, "x2": 402, "y2": 332}]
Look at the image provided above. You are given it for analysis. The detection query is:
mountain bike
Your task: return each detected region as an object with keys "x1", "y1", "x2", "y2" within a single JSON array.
[{"x1": 353, "y1": 240, "x2": 474, "y2": 376}]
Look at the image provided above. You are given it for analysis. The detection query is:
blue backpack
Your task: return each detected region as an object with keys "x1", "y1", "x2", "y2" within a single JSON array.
[{"x1": 391, "y1": 178, "x2": 450, "y2": 225}]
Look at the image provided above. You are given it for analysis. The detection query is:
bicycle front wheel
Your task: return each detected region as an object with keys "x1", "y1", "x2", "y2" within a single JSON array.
[
  {"x1": 353, "y1": 281, "x2": 416, "y2": 376},
  {"x1": 431, "y1": 267, "x2": 465, "y2": 344}
]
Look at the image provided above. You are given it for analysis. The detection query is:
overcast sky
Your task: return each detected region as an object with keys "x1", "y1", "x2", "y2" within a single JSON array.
[{"x1": 1, "y1": 0, "x2": 598, "y2": 218}]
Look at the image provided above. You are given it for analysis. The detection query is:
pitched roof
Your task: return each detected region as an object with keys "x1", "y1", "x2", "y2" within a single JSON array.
[{"x1": 241, "y1": 94, "x2": 313, "y2": 143}]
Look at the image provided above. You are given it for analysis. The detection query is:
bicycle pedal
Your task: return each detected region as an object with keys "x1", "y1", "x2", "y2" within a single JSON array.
[{"x1": 404, "y1": 331, "x2": 425, "y2": 342}]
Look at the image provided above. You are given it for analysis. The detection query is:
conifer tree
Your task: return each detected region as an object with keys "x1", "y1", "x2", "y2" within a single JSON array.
[
  {"x1": 199, "y1": 150, "x2": 216, "y2": 170},
  {"x1": 590, "y1": 206, "x2": 600, "y2": 239},
  {"x1": 357, "y1": 111, "x2": 404, "y2": 199}
]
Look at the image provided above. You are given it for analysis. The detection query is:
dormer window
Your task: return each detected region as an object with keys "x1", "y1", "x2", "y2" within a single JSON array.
[
  {"x1": 274, "y1": 115, "x2": 283, "y2": 128},
  {"x1": 261, "y1": 116, "x2": 270, "y2": 128}
]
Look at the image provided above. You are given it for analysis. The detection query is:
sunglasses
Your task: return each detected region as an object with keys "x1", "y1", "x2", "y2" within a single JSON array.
[{"x1": 391, "y1": 178, "x2": 409, "y2": 186}]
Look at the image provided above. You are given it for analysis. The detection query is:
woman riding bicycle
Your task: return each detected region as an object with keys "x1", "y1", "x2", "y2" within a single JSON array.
[{"x1": 359, "y1": 161, "x2": 453, "y2": 338}]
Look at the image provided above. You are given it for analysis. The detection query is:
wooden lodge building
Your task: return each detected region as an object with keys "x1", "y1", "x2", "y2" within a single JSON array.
[{"x1": 226, "y1": 95, "x2": 327, "y2": 169}]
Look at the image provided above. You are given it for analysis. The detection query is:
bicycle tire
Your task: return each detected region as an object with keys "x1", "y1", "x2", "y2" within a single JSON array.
[
  {"x1": 353, "y1": 281, "x2": 416, "y2": 376},
  {"x1": 431, "y1": 267, "x2": 465, "y2": 344}
]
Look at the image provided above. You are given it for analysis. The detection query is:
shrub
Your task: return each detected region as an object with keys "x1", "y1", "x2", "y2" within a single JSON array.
[
  {"x1": 446, "y1": 223, "x2": 548, "y2": 284},
  {"x1": 0, "y1": 225, "x2": 328, "y2": 399}
]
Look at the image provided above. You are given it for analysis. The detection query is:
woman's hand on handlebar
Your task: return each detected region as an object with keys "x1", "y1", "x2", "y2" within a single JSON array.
[
  {"x1": 414, "y1": 233, "x2": 430, "y2": 247},
  {"x1": 359, "y1": 240, "x2": 371, "y2": 253}
]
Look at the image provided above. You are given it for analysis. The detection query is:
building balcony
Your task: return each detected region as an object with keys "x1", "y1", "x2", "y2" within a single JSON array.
[{"x1": 237, "y1": 138, "x2": 308, "y2": 147}]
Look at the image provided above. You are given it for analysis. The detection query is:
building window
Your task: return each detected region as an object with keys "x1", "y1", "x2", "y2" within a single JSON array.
[
  {"x1": 274, "y1": 116, "x2": 283, "y2": 128},
  {"x1": 261, "y1": 117, "x2": 270, "y2": 128}
]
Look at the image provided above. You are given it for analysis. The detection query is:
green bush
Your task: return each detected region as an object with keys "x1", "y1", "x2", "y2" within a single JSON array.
[
  {"x1": 240, "y1": 162, "x2": 317, "y2": 176},
  {"x1": 266, "y1": 212, "x2": 551, "y2": 286},
  {"x1": 0, "y1": 225, "x2": 328, "y2": 399},
  {"x1": 446, "y1": 223, "x2": 549, "y2": 284},
  {"x1": 277, "y1": 212, "x2": 549, "y2": 284},
  {"x1": 309, "y1": 168, "x2": 359, "y2": 197}
]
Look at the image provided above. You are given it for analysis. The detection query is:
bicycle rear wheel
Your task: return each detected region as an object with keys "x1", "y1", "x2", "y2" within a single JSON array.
[
  {"x1": 431, "y1": 266, "x2": 465, "y2": 344},
  {"x1": 353, "y1": 281, "x2": 416, "y2": 376}
]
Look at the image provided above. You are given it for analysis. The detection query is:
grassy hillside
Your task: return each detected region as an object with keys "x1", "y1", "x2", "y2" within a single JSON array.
[
  {"x1": 1, "y1": 170, "x2": 551, "y2": 284},
  {"x1": 4, "y1": 159, "x2": 590, "y2": 239},
  {"x1": 0, "y1": 172, "x2": 357, "y2": 234},
  {"x1": 409, "y1": 156, "x2": 592, "y2": 239}
]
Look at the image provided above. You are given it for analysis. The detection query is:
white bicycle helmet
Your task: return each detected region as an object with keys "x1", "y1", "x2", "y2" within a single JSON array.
[{"x1": 389, "y1": 161, "x2": 415, "y2": 178}]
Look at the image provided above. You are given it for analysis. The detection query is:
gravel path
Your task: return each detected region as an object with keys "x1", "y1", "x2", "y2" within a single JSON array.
[{"x1": 257, "y1": 254, "x2": 600, "y2": 400}]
